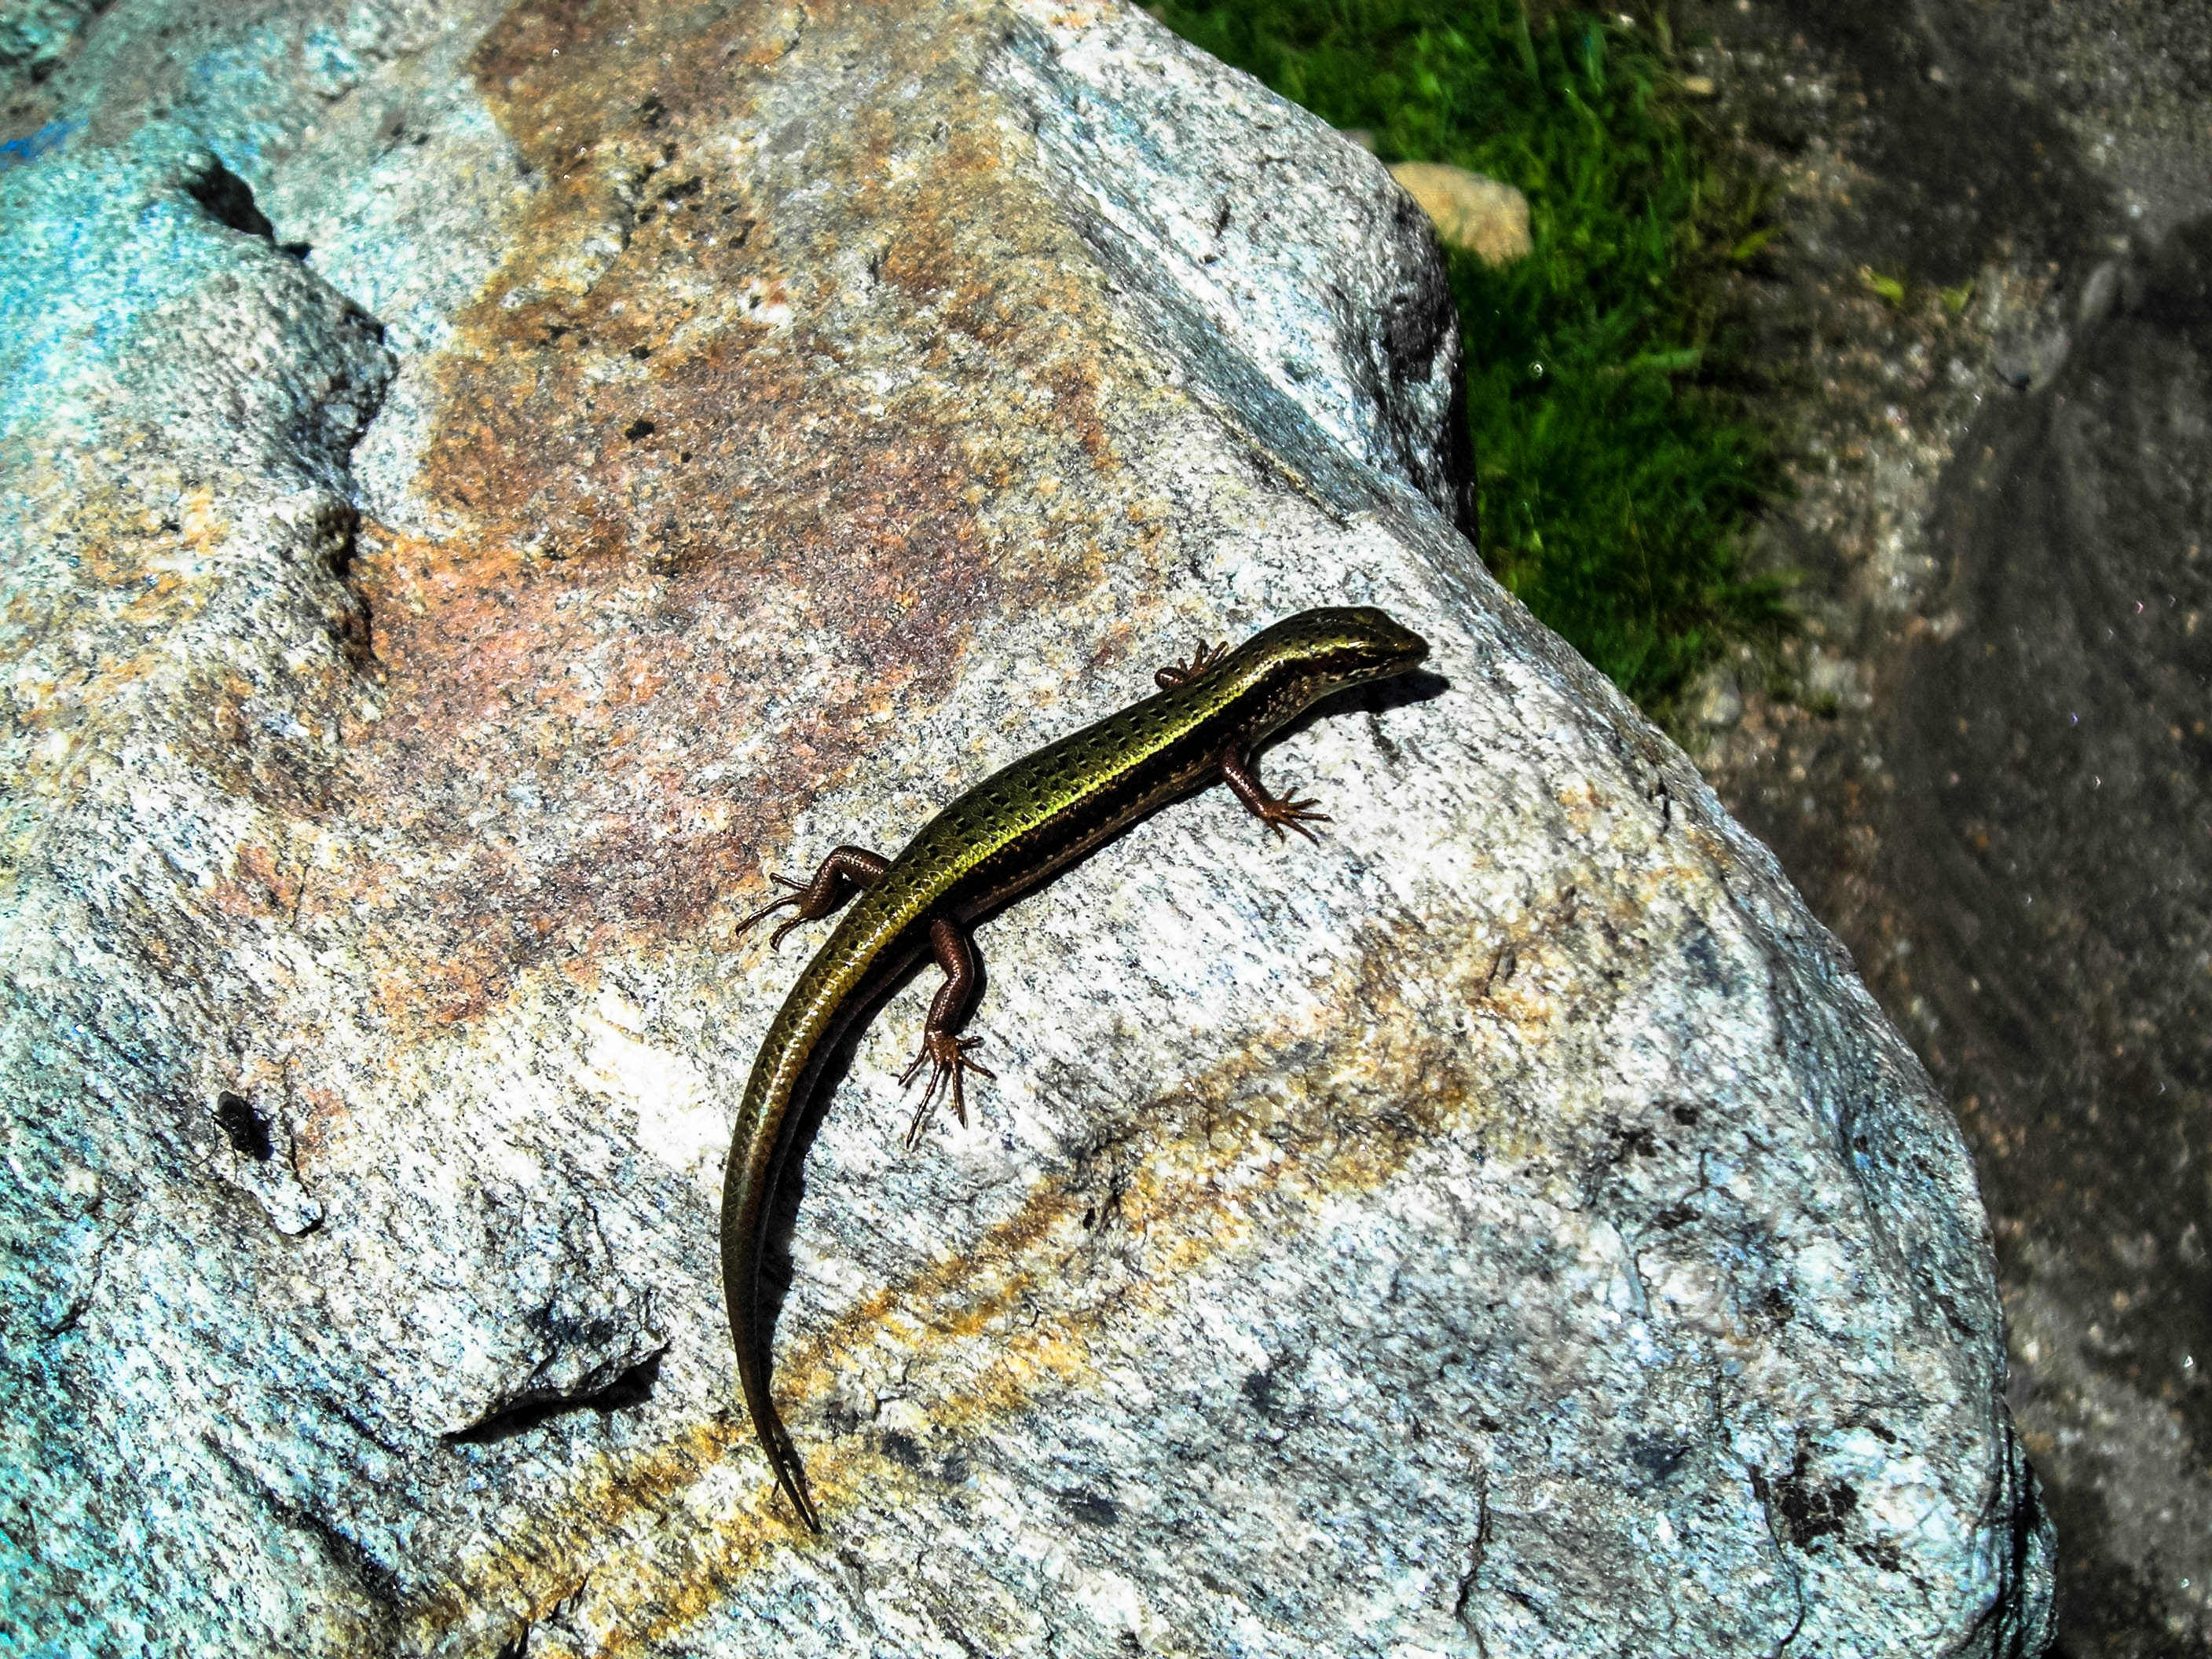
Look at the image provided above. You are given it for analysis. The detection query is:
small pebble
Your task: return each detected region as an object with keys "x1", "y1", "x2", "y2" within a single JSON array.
[{"x1": 1386, "y1": 163, "x2": 1533, "y2": 266}]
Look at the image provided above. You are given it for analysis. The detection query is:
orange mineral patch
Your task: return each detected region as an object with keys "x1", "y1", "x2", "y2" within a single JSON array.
[{"x1": 317, "y1": 0, "x2": 1163, "y2": 1034}]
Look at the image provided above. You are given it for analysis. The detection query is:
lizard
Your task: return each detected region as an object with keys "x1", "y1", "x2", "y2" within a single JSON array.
[{"x1": 720, "y1": 606, "x2": 1430, "y2": 1529}]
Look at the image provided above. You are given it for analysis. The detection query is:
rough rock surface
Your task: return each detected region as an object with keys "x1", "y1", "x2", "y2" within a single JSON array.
[{"x1": 1, "y1": 2, "x2": 2047, "y2": 1655}]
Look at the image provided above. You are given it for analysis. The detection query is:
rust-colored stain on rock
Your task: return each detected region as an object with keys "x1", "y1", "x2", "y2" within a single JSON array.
[{"x1": 333, "y1": 0, "x2": 1150, "y2": 1027}]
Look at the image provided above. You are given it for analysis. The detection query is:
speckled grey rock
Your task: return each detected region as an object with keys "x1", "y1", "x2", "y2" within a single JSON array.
[
  {"x1": 0, "y1": 2, "x2": 2049, "y2": 1656},
  {"x1": 0, "y1": 0, "x2": 101, "y2": 79}
]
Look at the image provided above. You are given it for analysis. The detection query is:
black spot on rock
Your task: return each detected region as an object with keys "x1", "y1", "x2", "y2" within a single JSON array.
[
  {"x1": 1756, "y1": 1448, "x2": 1859, "y2": 1548},
  {"x1": 1631, "y1": 1440, "x2": 1690, "y2": 1482},
  {"x1": 1240, "y1": 1368, "x2": 1280, "y2": 1419},
  {"x1": 214, "y1": 1091, "x2": 273, "y2": 1162},
  {"x1": 1056, "y1": 1487, "x2": 1119, "y2": 1525},
  {"x1": 1854, "y1": 1538, "x2": 1904, "y2": 1573}
]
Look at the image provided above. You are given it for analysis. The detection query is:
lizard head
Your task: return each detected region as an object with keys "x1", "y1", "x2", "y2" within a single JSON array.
[{"x1": 1231, "y1": 606, "x2": 1431, "y2": 727}]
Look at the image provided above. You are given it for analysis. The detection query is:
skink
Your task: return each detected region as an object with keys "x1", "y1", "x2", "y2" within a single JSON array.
[{"x1": 720, "y1": 606, "x2": 1430, "y2": 1529}]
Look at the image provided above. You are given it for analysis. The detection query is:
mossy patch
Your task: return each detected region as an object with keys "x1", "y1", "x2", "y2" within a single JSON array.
[{"x1": 1156, "y1": 0, "x2": 1792, "y2": 720}]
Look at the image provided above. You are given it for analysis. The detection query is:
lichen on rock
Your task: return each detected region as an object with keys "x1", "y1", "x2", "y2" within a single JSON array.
[{"x1": 0, "y1": 1, "x2": 2049, "y2": 1655}]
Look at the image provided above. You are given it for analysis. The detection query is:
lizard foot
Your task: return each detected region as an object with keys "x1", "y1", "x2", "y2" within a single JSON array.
[
  {"x1": 1256, "y1": 793, "x2": 1330, "y2": 844},
  {"x1": 733, "y1": 874, "x2": 811, "y2": 950},
  {"x1": 1155, "y1": 639, "x2": 1229, "y2": 690},
  {"x1": 898, "y1": 1032, "x2": 994, "y2": 1148},
  {"x1": 734, "y1": 847, "x2": 889, "y2": 951}
]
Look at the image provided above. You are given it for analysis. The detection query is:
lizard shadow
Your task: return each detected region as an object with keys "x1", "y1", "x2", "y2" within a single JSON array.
[{"x1": 751, "y1": 663, "x2": 1452, "y2": 1407}]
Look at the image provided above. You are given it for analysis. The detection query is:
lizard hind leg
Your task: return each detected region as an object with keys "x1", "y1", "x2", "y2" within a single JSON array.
[
  {"x1": 899, "y1": 1033, "x2": 994, "y2": 1148},
  {"x1": 898, "y1": 915, "x2": 996, "y2": 1148},
  {"x1": 734, "y1": 844, "x2": 889, "y2": 950}
]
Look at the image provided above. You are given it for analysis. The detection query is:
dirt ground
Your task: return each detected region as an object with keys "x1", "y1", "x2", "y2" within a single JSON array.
[{"x1": 1675, "y1": 2, "x2": 2212, "y2": 1652}]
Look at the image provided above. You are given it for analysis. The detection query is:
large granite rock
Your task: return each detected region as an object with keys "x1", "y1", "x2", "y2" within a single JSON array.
[{"x1": 0, "y1": 1, "x2": 2050, "y2": 1654}]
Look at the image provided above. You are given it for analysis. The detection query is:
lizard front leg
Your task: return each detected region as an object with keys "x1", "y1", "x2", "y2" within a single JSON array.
[
  {"x1": 1155, "y1": 638, "x2": 1229, "y2": 689},
  {"x1": 734, "y1": 845, "x2": 889, "y2": 950},
  {"x1": 898, "y1": 915, "x2": 995, "y2": 1147},
  {"x1": 1218, "y1": 745, "x2": 1331, "y2": 843}
]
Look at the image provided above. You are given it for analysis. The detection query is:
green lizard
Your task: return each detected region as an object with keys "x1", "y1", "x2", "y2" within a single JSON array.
[{"x1": 721, "y1": 606, "x2": 1430, "y2": 1529}]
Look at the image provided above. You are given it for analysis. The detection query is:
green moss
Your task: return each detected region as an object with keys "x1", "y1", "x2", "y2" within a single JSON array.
[{"x1": 1154, "y1": 0, "x2": 1792, "y2": 719}]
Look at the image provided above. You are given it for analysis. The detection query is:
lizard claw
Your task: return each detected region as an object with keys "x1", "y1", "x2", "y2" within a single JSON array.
[
  {"x1": 734, "y1": 874, "x2": 811, "y2": 950},
  {"x1": 898, "y1": 1032, "x2": 995, "y2": 1148},
  {"x1": 1258, "y1": 794, "x2": 1330, "y2": 844}
]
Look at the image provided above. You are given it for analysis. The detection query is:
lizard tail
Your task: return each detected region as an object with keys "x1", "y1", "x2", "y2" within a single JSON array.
[
  {"x1": 722, "y1": 1073, "x2": 826, "y2": 1533},
  {"x1": 728, "y1": 1224, "x2": 824, "y2": 1532},
  {"x1": 745, "y1": 1354, "x2": 822, "y2": 1532}
]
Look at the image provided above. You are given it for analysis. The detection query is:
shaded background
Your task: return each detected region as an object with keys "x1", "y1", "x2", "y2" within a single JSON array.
[
  {"x1": 1675, "y1": 3, "x2": 2212, "y2": 1654},
  {"x1": 1146, "y1": 0, "x2": 2212, "y2": 1640}
]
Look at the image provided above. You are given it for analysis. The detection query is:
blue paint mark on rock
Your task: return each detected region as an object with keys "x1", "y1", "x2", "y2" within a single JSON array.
[{"x1": 0, "y1": 119, "x2": 77, "y2": 170}]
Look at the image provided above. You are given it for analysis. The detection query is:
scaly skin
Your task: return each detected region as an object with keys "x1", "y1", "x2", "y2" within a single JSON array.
[{"x1": 720, "y1": 606, "x2": 1430, "y2": 1529}]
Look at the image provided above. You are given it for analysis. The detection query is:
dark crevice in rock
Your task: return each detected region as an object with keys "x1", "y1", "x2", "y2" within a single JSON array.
[
  {"x1": 1975, "y1": 1430, "x2": 2055, "y2": 1659},
  {"x1": 40, "y1": 1290, "x2": 93, "y2": 1336},
  {"x1": 1742, "y1": 1462, "x2": 1812, "y2": 1656},
  {"x1": 184, "y1": 158, "x2": 276, "y2": 242},
  {"x1": 204, "y1": 1434, "x2": 404, "y2": 1621},
  {"x1": 443, "y1": 1350, "x2": 665, "y2": 1445},
  {"x1": 1053, "y1": 1487, "x2": 1119, "y2": 1526},
  {"x1": 303, "y1": 1385, "x2": 412, "y2": 1463}
]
